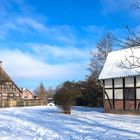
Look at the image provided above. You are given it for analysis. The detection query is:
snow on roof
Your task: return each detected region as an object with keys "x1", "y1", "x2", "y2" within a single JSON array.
[{"x1": 98, "y1": 46, "x2": 140, "y2": 80}]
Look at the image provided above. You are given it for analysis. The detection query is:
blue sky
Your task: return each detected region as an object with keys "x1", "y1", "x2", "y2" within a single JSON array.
[{"x1": 0, "y1": 0, "x2": 140, "y2": 90}]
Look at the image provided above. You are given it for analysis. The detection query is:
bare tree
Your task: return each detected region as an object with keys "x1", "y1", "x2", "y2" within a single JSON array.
[
  {"x1": 34, "y1": 82, "x2": 47, "y2": 103},
  {"x1": 88, "y1": 32, "x2": 114, "y2": 79},
  {"x1": 47, "y1": 87, "x2": 55, "y2": 98}
]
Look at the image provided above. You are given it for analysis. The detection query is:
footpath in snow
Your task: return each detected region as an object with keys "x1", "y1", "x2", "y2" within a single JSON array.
[{"x1": 0, "y1": 106, "x2": 139, "y2": 140}]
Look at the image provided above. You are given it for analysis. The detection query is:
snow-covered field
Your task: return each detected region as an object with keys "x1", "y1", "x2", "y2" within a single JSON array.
[{"x1": 0, "y1": 106, "x2": 140, "y2": 140}]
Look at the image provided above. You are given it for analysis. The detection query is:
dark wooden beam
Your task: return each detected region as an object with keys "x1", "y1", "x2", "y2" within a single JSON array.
[
  {"x1": 104, "y1": 91, "x2": 113, "y2": 110},
  {"x1": 103, "y1": 80, "x2": 113, "y2": 110},
  {"x1": 134, "y1": 77, "x2": 136, "y2": 110},
  {"x1": 105, "y1": 86, "x2": 140, "y2": 90},
  {"x1": 103, "y1": 80, "x2": 105, "y2": 109},
  {"x1": 123, "y1": 78, "x2": 125, "y2": 110},
  {"x1": 112, "y1": 79, "x2": 115, "y2": 109}
]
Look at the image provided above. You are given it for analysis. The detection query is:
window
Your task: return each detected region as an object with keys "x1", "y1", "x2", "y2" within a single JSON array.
[
  {"x1": 124, "y1": 88, "x2": 135, "y2": 99},
  {"x1": 8, "y1": 93, "x2": 14, "y2": 99}
]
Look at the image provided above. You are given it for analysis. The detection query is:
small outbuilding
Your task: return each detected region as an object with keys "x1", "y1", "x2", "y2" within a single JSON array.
[{"x1": 99, "y1": 46, "x2": 140, "y2": 113}]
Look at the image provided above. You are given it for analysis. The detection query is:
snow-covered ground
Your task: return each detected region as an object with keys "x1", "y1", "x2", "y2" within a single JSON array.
[{"x1": 0, "y1": 106, "x2": 139, "y2": 140}]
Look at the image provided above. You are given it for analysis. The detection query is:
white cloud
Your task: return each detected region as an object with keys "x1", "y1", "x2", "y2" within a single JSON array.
[
  {"x1": 0, "y1": 16, "x2": 77, "y2": 45},
  {"x1": 0, "y1": 0, "x2": 77, "y2": 45},
  {"x1": 16, "y1": 17, "x2": 77, "y2": 44},
  {"x1": 0, "y1": 48, "x2": 87, "y2": 82},
  {"x1": 31, "y1": 44, "x2": 90, "y2": 61},
  {"x1": 0, "y1": 0, "x2": 95, "y2": 89},
  {"x1": 16, "y1": 17, "x2": 47, "y2": 32}
]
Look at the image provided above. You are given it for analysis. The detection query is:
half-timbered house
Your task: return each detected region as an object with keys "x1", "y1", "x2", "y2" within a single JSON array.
[
  {"x1": 99, "y1": 46, "x2": 140, "y2": 113},
  {"x1": 0, "y1": 61, "x2": 22, "y2": 100},
  {"x1": 20, "y1": 88, "x2": 34, "y2": 99}
]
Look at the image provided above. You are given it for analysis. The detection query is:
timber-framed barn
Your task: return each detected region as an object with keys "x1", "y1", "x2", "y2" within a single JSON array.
[
  {"x1": 0, "y1": 61, "x2": 22, "y2": 100},
  {"x1": 99, "y1": 46, "x2": 140, "y2": 113}
]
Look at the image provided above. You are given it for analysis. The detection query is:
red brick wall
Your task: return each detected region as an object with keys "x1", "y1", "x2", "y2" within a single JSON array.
[
  {"x1": 104, "y1": 100, "x2": 123, "y2": 112},
  {"x1": 104, "y1": 100, "x2": 113, "y2": 112},
  {"x1": 104, "y1": 99, "x2": 140, "y2": 112},
  {"x1": 125, "y1": 100, "x2": 134, "y2": 110},
  {"x1": 114, "y1": 100, "x2": 123, "y2": 110}
]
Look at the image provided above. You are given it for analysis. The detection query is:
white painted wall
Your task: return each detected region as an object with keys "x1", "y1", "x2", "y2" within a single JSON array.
[
  {"x1": 125, "y1": 77, "x2": 134, "y2": 87},
  {"x1": 105, "y1": 89, "x2": 112, "y2": 99},
  {"x1": 105, "y1": 79, "x2": 112, "y2": 88},
  {"x1": 136, "y1": 88, "x2": 140, "y2": 99},
  {"x1": 136, "y1": 76, "x2": 140, "y2": 87},
  {"x1": 114, "y1": 78, "x2": 123, "y2": 88},
  {"x1": 104, "y1": 76, "x2": 140, "y2": 100},
  {"x1": 114, "y1": 89, "x2": 123, "y2": 99}
]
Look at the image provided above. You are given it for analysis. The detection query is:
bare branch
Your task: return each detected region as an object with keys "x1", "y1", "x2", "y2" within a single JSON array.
[
  {"x1": 109, "y1": 25, "x2": 140, "y2": 49},
  {"x1": 132, "y1": 0, "x2": 140, "y2": 9},
  {"x1": 119, "y1": 47, "x2": 140, "y2": 69}
]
